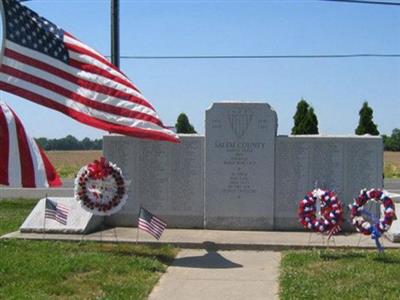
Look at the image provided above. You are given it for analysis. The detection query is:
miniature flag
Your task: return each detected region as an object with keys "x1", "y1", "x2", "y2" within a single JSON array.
[
  {"x1": 0, "y1": 100, "x2": 61, "y2": 187},
  {"x1": 45, "y1": 198, "x2": 69, "y2": 225},
  {"x1": 138, "y1": 207, "x2": 166, "y2": 240},
  {"x1": 0, "y1": 0, "x2": 179, "y2": 143},
  {"x1": 328, "y1": 225, "x2": 342, "y2": 239}
]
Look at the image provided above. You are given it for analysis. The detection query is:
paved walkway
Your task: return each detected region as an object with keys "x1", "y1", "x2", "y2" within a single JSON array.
[
  {"x1": 148, "y1": 248, "x2": 281, "y2": 300},
  {"x1": 4, "y1": 228, "x2": 400, "y2": 250}
]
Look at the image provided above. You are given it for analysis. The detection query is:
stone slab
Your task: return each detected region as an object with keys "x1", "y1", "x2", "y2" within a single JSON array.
[
  {"x1": 385, "y1": 202, "x2": 400, "y2": 242},
  {"x1": 20, "y1": 197, "x2": 103, "y2": 234},
  {"x1": 103, "y1": 134, "x2": 204, "y2": 228},
  {"x1": 0, "y1": 187, "x2": 73, "y2": 199},
  {"x1": 148, "y1": 249, "x2": 280, "y2": 300},
  {"x1": 5, "y1": 228, "x2": 400, "y2": 249},
  {"x1": 275, "y1": 135, "x2": 383, "y2": 231},
  {"x1": 205, "y1": 102, "x2": 277, "y2": 230}
]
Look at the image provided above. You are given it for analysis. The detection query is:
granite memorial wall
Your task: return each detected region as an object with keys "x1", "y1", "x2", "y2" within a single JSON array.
[{"x1": 103, "y1": 102, "x2": 383, "y2": 231}]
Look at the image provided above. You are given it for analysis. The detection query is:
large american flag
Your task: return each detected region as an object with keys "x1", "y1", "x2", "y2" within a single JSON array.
[
  {"x1": 45, "y1": 198, "x2": 69, "y2": 225},
  {"x1": 0, "y1": 100, "x2": 61, "y2": 187},
  {"x1": 0, "y1": 0, "x2": 179, "y2": 143},
  {"x1": 138, "y1": 207, "x2": 167, "y2": 240}
]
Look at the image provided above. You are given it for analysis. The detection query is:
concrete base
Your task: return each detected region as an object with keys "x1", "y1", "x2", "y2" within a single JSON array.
[
  {"x1": 106, "y1": 214, "x2": 204, "y2": 229},
  {"x1": 20, "y1": 197, "x2": 103, "y2": 234},
  {"x1": 385, "y1": 202, "x2": 400, "y2": 242},
  {"x1": 0, "y1": 187, "x2": 73, "y2": 199},
  {"x1": 4, "y1": 228, "x2": 400, "y2": 250}
]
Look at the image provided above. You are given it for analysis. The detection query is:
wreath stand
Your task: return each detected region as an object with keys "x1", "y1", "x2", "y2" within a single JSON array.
[
  {"x1": 307, "y1": 231, "x2": 337, "y2": 248},
  {"x1": 73, "y1": 158, "x2": 128, "y2": 248},
  {"x1": 299, "y1": 188, "x2": 344, "y2": 249},
  {"x1": 355, "y1": 200, "x2": 385, "y2": 251},
  {"x1": 350, "y1": 189, "x2": 396, "y2": 253}
]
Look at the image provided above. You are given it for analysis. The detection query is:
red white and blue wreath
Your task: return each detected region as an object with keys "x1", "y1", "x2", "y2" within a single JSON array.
[
  {"x1": 350, "y1": 189, "x2": 396, "y2": 251},
  {"x1": 298, "y1": 189, "x2": 344, "y2": 237},
  {"x1": 74, "y1": 157, "x2": 128, "y2": 216}
]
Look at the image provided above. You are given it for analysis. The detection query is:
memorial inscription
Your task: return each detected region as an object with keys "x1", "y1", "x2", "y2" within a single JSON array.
[
  {"x1": 103, "y1": 135, "x2": 205, "y2": 228},
  {"x1": 275, "y1": 136, "x2": 382, "y2": 230},
  {"x1": 205, "y1": 102, "x2": 277, "y2": 229}
]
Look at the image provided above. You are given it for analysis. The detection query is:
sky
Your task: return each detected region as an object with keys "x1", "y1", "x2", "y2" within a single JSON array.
[{"x1": 1, "y1": 0, "x2": 399, "y2": 139}]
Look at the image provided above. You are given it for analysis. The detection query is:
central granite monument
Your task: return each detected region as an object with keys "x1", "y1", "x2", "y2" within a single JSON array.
[
  {"x1": 205, "y1": 103, "x2": 277, "y2": 229},
  {"x1": 102, "y1": 102, "x2": 383, "y2": 231}
]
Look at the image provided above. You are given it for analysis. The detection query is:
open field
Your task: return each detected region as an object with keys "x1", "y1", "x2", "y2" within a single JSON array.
[
  {"x1": 46, "y1": 150, "x2": 102, "y2": 178},
  {"x1": 385, "y1": 152, "x2": 400, "y2": 178},
  {"x1": 45, "y1": 150, "x2": 400, "y2": 179},
  {"x1": 0, "y1": 199, "x2": 177, "y2": 299}
]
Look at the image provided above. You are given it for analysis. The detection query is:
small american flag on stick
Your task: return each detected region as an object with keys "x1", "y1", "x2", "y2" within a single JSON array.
[
  {"x1": 138, "y1": 207, "x2": 166, "y2": 240},
  {"x1": 328, "y1": 225, "x2": 342, "y2": 240},
  {"x1": 45, "y1": 198, "x2": 69, "y2": 225}
]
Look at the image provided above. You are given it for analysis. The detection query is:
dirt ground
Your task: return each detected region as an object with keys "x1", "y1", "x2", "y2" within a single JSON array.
[
  {"x1": 385, "y1": 151, "x2": 400, "y2": 167},
  {"x1": 46, "y1": 150, "x2": 102, "y2": 168}
]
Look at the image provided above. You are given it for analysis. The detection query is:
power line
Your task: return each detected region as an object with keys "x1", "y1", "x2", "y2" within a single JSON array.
[
  {"x1": 117, "y1": 54, "x2": 400, "y2": 60},
  {"x1": 318, "y1": 0, "x2": 400, "y2": 6}
]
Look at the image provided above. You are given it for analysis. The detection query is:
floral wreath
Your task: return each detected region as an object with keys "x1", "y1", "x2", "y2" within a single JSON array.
[
  {"x1": 350, "y1": 189, "x2": 396, "y2": 235},
  {"x1": 74, "y1": 157, "x2": 128, "y2": 216},
  {"x1": 298, "y1": 189, "x2": 344, "y2": 235}
]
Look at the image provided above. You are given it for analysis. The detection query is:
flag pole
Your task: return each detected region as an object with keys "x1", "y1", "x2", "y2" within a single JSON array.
[
  {"x1": 111, "y1": 0, "x2": 120, "y2": 68},
  {"x1": 0, "y1": 0, "x2": 6, "y2": 63},
  {"x1": 43, "y1": 194, "x2": 48, "y2": 239},
  {"x1": 136, "y1": 206, "x2": 141, "y2": 244}
]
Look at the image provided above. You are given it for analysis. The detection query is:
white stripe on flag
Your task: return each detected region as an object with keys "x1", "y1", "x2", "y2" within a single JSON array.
[
  {"x1": 6, "y1": 41, "x2": 150, "y2": 107},
  {"x1": 138, "y1": 220, "x2": 163, "y2": 236},
  {"x1": 1, "y1": 102, "x2": 21, "y2": 186},
  {"x1": 27, "y1": 135, "x2": 48, "y2": 188},
  {"x1": 1, "y1": 55, "x2": 159, "y2": 119},
  {"x1": 64, "y1": 35, "x2": 132, "y2": 84},
  {"x1": 0, "y1": 74, "x2": 175, "y2": 135}
]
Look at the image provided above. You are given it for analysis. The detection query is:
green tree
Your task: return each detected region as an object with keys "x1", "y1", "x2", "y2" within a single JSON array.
[
  {"x1": 175, "y1": 113, "x2": 196, "y2": 134},
  {"x1": 304, "y1": 107, "x2": 319, "y2": 134},
  {"x1": 383, "y1": 128, "x2": 400, "y2": 151},
  {"x1": 292, "y1": 99, "x2": 319, "y2": 135},
  {"x1": 355, "y1": 102, "x2": 379, "y2": 135},
  {"x1": 292, "y1": 99, "x2": 309, "y2": 134}
]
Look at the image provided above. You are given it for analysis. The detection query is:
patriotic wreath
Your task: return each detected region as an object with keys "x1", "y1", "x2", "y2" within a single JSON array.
[
  {"x1": 74, "y1": 157, "x2": 128, "y2": 216},
  {"x1": 350, "y1": 189, "x2": 396, "y2": 235},
  {"x1": 298, "y1": 189, "x2": 344, "y2": 235}
]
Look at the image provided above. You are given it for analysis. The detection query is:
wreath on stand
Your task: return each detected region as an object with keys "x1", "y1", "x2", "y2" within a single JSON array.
[
  {"x1": 298, "y1": 189, "x2": 344, "y2": 237},
  {"x1": 350, "y1": 189, "x2": 396, "y2": 251},
  {"x1": 74, "y1": 157, "x2": 128, "y2": 216}
]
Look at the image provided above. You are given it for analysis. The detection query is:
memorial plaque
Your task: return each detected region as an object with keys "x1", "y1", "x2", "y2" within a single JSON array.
[
  {"x1": 205, "y1": 102, "x2": 277, "y2": 229},
  {"x1": 275, "y1": 136, "x2": 383, "y2": 230},
  {"x1": 275, "y1": 137, "x2": 310, "y2": 230},
  {"x1": 103, "y1": 135, "x2": 205, "y2": 228}
]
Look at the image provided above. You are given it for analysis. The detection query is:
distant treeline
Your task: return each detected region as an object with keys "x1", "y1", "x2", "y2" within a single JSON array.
[
  {"x1": 35, "y1": 129, "x2": 400, "y2": 151},
  {"x1": 35, "y1": 135, "x2": 102, "y2": 151},
  {"x1": 383, "y1": 129, "x2": 400, "y2": 151}
]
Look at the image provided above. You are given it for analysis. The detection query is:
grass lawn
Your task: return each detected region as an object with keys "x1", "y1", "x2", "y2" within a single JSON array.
[
  {"x1": 0, "y1": 199, "x2": 178, "y2": 299},
  {"x1": 280, "y1": 249, "x2": 400, "y2": 300}
]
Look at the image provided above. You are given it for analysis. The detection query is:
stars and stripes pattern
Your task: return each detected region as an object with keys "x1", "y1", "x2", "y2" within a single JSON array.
[
  {"x1": 0, "y1": 100, "x2": 61, "y2": 187},
  {"x1": 0, "y1": 0, "x2": 179, "y2": 143},
  {"x1": 328, "y1": 225, "x2": 342, "y2": 239},
  {"x1": 45, "y1": 198, "x2": 69, "y2": 225},
  {"x1": 138, "y1": 207, "x2": 167, "y2": 240}
]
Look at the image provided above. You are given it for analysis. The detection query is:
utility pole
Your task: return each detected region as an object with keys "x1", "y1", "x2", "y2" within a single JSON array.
[{"x1": 111, "y1": 0, "x2": 120, "y2": 68}]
